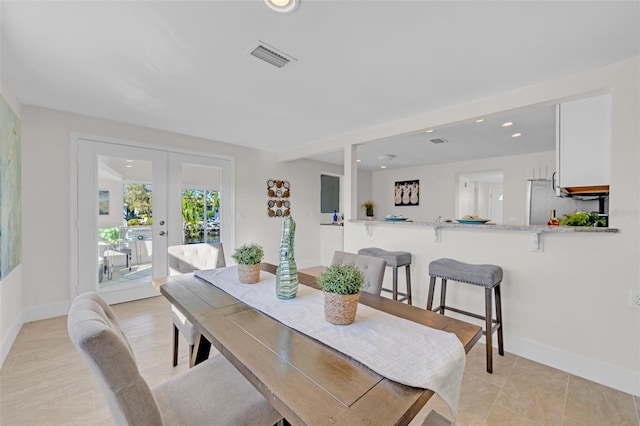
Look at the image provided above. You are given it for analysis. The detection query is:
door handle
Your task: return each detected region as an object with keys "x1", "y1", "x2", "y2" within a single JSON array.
[{"x1": 159, "y1": 231, "x2": 166, "y2": 236}]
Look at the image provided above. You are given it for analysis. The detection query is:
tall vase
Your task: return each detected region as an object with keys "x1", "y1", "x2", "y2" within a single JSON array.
[{"x1": 276, "y1": 215, "x2": 299, "y2": 299}]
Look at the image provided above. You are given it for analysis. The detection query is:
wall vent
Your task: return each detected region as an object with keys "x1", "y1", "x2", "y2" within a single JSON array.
[
  {"x1": 430, "y1": 137, "x2": 448, "y2": 144},
  {"x1": 249, "y1": 41, "x2": 296, "y2": 69}
]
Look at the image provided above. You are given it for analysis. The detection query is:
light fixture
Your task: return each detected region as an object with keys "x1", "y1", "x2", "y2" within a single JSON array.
[
  {"x1": 512, "y1": 132, "x2": 522, "y2": 138},
  {"x1": 475, "y1": 118, "x2": 485, "y2": 123},
  {"x1": 378, "y1": 154, "x2": 396, "y2": 162},
  {"x1": 125, "y1": 164, "x2": 133, "y2": 168},
  {"x1": 356, "y1": 159, "x2": 362, "y2": 163},
  {"x1": 502, "y1": 122, "x2": 514, "y2": 127},
  {"x1": 380, "y1": 165, "x2": 387, "y2": 169},
  {"x1": 264, "y1": 0, "x2": 299, "y2": 13},
  {"x1": 125, "y1": 159, "x2": 133, "y2": 162},
  {"x1": 425, "y1": 129, "x2": 434, "y2": 133}
]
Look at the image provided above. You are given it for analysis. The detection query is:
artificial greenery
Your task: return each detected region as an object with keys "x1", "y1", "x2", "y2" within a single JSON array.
[
  {"x1": 361, "y1": 200, "x2": 375, "y2": 217},
  {"x1": 560, "y1": 211, "x2": 606, "y2": 227},
  {"x1": 98, "y1": 227, "x2": 120, "y2": 244},
  {"x1": 231, "y1": 243, "x2": 264, "y2": 265},
  {"x1": 317, "y1": 264, "x2": 365, "y2": 295}
]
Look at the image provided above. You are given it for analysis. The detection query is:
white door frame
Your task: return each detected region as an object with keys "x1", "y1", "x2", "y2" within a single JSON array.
[{"x1": 70, "y1": 133, "x2": 235, "y2": 304}]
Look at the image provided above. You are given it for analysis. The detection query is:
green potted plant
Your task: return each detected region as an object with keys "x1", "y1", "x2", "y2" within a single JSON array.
[
  {"x1": 316, "y1": 263, "x2": 365, "y2": 325},
  {"x1": 361, "y1": 200, "x2": 375, "y2": 219},
  {"x1": 560, "y1": 211, "x2": 607, "y2": 227},
  {"x1": 231, "y1": 243, "x2": 264, "y2": 284}
]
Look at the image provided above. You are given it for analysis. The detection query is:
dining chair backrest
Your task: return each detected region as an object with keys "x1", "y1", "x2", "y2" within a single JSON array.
[
  {"x1": 331, "y1": 251, "x2": 387, "y2": 296},
  {"x1": 67, "y1": 292, "x2": 163, "y2": 425},
  {"x1": 168, "y1": 243, "x2": 226, "y2": 275}
]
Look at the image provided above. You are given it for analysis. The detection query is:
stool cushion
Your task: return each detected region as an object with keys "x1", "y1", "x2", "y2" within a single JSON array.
[
  {"x1": 358, "y1": 247, "x2": 411, "y2": 267},
  {"x1": 429, "y1": 258, "x2": 503, "y2": 288}
]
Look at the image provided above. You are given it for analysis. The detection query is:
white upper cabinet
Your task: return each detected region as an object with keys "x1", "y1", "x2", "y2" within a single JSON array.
[{"x1": 556, "y1": 93, "x2": 611, "y2": 191}]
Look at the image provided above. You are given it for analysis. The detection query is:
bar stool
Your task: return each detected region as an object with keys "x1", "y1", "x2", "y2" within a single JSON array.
[
  {"x1": 427, "y1": 258, "x2": 504, "y2": 373},
  {"x1": 357, "y1": 247, "x2": 412, "y2": 304}
]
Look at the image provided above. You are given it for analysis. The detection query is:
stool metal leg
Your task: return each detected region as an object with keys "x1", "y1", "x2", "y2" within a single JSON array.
[
  {"x1": 392, "y1": 266, "x2": 399, "y2": 301},
  {"x1": 427, "y1": 276, "x2": 436, "y2": 310},
  {"x1": 485, "y1": 287, "x2": 493, "y2": 374},
  {"x1": 439, "y1": 279, "x2": 447, "y2": 315},
  {"x1": 405, "y1": 265, "x2": 412, "y2": 305},
  {"x1": 495, "y1": 284, "x2": 504, "y2": 356}
]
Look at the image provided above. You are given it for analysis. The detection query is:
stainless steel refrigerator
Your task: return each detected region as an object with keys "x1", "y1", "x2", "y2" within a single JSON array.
[{"x1": 526, "y1": 179, "x2": 599, "y2": 225}]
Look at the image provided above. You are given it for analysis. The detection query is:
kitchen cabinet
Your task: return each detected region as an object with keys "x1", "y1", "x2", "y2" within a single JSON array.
[{"x1": 555, "y1": 93, "x2": 611, "y2": 192}]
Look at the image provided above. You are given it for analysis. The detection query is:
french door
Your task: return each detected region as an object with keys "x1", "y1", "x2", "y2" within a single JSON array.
[{"x1": 72, "y1": 136, "x2": 235, "y2": 305}]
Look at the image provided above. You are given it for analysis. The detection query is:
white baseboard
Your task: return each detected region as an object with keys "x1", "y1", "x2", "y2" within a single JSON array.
[
  {"x1": 478, "y1": 333, "x2": 640, "y2": 397},
  {"x1": 21, "y1": 301, "x2": 70, "y2": 323},
  {"x1": 1, "y1": 316, "x2": 23, "y2": 367}
]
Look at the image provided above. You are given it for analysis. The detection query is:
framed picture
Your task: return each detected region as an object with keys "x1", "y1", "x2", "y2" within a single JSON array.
[
  {"x1": 98, "y1": 190, "x2": 109, "y2": 215},
  {"x1": 394, "y1": 180, "x2": 419, "y2": 206}
]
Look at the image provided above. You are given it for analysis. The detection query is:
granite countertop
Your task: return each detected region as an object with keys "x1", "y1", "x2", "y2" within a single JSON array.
[{"x1": 349, "y1": 219, "x2": 618, "y2": 233}]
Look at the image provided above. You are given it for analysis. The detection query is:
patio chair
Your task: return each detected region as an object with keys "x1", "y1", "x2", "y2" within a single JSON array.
[
  {"x1": 67, "y1": 292, "x2": 282, "y2": 426},
  {"x1": 168, "y1": 242, "x2": 226, "y2": 367}
]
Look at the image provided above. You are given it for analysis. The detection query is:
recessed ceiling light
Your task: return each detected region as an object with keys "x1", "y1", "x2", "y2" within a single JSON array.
[
  {"x1": 425, "y1": 129, "x2": 434, "y2": 133},
  {"x1": 125, "y1": 164, "x2": 133, "y2": 168},
  {"x1": 475, "y1": 118, "x2": 485, "y2": 123},
  {"x1": 502, "y1": 122, "x2": 514, "y2": 127},
  {"x1": 264, "y1": 0, "x2": 299, "y2": 13},
  {"x1": 125, "y1": 159, "x2": 133, "y2": 162},
  {"x1": 380, "y1": 165, "x2": 387, "y2": 169},
  {"x1": 356, "y1": 159, "x2": 361, "y2": 163},
  {"x1": 512, "y1": 132, "x2": 522, "y2": 138}
]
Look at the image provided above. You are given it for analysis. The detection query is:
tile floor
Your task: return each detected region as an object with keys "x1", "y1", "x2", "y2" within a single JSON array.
[{"x1": 1, "y1": 295, "x2": 638, "y2": 426}]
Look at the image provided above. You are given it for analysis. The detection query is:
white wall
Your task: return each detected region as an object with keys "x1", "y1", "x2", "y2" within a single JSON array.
[
  {"x1": 0, "y1": 78, "x2": 23, "y2": 366},
  {"x1": 371, "y1": 151, "x2": 555, "y2": 224},
  {"x1": 19, "y1": 106, "x2": 342, "y2": 322},
  {"x1": 345, "y1": 57, "x2": 640, "y2": 396}
]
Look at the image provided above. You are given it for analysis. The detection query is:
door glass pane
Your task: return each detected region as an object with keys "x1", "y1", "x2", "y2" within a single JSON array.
[
  {"x1": 98, "y1": 156, "x2": 153, "y2": 288},
  {"x1": 180, "y1": 163, "x2": 221, "y2": 245}
]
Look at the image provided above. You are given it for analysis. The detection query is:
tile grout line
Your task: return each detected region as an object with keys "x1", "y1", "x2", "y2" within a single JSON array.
[
  {"x1": 559, "y1": 373, "x2": 570, "y2": 426},
  {"x1": 482, "y1": 352, "x2": 518, "y2": 424}
]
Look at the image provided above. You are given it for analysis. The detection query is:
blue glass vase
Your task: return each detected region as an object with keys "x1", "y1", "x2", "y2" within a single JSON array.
[{"x1": 276, "y1": 215, "x2": 299, "y2": 299}]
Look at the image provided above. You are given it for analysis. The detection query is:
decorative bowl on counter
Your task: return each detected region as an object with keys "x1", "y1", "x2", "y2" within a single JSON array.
[
  {"x1": 456, "y1": 218, "x2": 490, "y2": 224},
  {"x1": 384, "y1": 215, "x2": 408, "y2": 222}
]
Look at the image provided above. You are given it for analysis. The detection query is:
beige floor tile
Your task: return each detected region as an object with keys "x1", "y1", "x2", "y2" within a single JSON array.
[
  {"x1": 464, "y1": 343, "x2": 517, "y2": 388},
  {"x1": 485, "y1": 403, "x2": 541, "y2": 425},
  {"x1": 562, "y1": 374, "x2": 639, "y2": 425},
  {"x1": 2, "y1": 294, "x2": 639, "y2": 425},
  {"x1": 635, "y1": 395, "x2": 640, "y2": 423},
  {"x1": 494, "y1": 357, "x2": 568, "y2": 425},
  {"x1": 455, "y1": 373, "x2": 502, "y2": 425}
]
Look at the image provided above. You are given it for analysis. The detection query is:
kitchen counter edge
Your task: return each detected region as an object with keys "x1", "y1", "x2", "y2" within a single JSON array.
[{"x1": 349, "y1": 220, "x2": 618, "y2": 233}]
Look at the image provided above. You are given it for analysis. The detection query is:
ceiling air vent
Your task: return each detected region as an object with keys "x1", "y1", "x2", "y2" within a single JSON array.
[
  {"x1": 430, "y1": 137, "x2": 448, "y2": 144},
  {"x1": 249, "y1": 41, "x2": 296, "y2": 69}
]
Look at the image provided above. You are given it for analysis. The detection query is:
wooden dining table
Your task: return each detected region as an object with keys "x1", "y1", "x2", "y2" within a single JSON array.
[{"x1": 160, "y1": 263, "x2": 482, "y2": 426}]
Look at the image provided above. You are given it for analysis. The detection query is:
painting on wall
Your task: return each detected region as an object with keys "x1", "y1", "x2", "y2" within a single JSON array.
[
  {"x1": 98, "y1": 190, "x2": 109, "y2": 215},
  {"x1": 394, "y1": 180, "x2": 419, "y2": 206},
  {"x1": 266, "y1": 179, "x2": 290, "y2": 217},
  {"x1": 0, "y1": 95, "x2": 23, "y2": 279}
]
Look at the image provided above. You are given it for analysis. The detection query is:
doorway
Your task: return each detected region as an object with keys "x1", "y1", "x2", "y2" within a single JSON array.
[{"x1": 72, "y1": 136, "x2": 235, "y2": 305}]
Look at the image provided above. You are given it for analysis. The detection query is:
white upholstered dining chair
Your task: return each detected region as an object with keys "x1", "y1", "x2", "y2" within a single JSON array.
[
  {"x1": 67, "y1": 292, "x2": 283, "y2": 426},
  {"x1": 168, "y1": 242, "x2": 226, "y2": 367},
  {"x1": 331, "y1": 251, "x2": 387, "y2": 296}
]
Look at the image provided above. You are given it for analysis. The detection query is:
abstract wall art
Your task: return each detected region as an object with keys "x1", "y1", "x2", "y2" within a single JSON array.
[{"x1": 0, "y1": 95, "x2": 22, "y2": 279}]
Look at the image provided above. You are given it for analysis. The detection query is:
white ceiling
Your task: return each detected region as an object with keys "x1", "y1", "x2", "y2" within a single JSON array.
[{"x1": 2, "y1": 1, "x2": 639, "y2": 166}]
